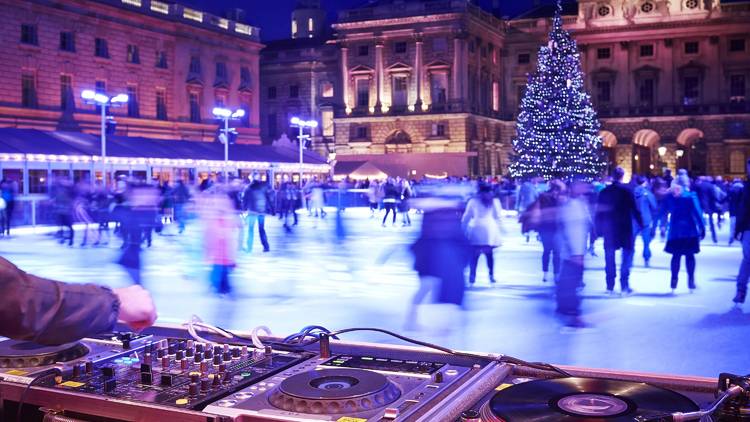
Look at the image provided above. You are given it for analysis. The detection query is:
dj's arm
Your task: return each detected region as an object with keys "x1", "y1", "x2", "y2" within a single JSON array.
[{"x1": 0, "y1": 256, "x2": 120, "y2": 345}]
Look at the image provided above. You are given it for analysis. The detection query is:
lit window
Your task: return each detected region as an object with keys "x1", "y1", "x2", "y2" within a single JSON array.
[
  {"x1": 308, "y1": 18, "x2": 313, "y2": 32},
  {"x1": 292, "y1": 20, "x2": 298, "y2": 36},
  {"x1": 183, "y1": 8, "x2": 203, "y2": 22},
  {"x1": 150, "y1": 1, "x2": 169, "y2": 14},
  {"x1": 217, "y1": 18, "x2": 228, "y2": 29},
  {"x1": 321, "y1": 81, "x2": 334, "y2": 98},
  {"x1": 121, "y1": 0, "x2": 142, "y2": 6},
  {"x1": 321, "y1": 110, "x2": 334, "y2": 137},
  {"x1": 235, "y1": 23, "x2": 252, "y2": 36},
  {"x1": 492, "y1": 81, "x2": 499, "y2": 112},
  {"x1": 431, "y1": 123, "x2": 446, "y2": 137}
]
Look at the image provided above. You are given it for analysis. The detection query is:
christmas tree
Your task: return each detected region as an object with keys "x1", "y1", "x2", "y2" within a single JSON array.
[{"x1": 509, "y1": 2, "x2": 606, "y2": 182}]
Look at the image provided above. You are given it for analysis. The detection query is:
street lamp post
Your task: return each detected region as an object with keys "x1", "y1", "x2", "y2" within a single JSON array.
[
  {"x1": 81, "y1": 90, "x2": 128, "y2": 187},
  {"x1": 290, "y1": 117, "x2": 318, "y2": 188},
  {"x1": 212, "y1": 107, "x2": 245, "y2": 183}
]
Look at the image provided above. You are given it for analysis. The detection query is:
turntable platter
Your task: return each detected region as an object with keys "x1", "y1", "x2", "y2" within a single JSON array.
[
  {"x1": 484, "y1": 377, "x2": 699, "y2": 421},
  {"x1": 0, "y1": 340, "x2": 89, "y2": 368},
  {"x1": 268, "y1": 368, "x2": 401, "y2": 414}
]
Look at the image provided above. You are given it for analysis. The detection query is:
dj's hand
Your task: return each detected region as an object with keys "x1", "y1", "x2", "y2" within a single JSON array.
[{"x1": 114, "y1": 285, "x2": 158, "y2": 332}]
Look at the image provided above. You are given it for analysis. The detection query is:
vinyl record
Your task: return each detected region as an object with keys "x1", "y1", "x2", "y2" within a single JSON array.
[{"x1": 489, "y1": 377, "x2": 699, "y2": 421}]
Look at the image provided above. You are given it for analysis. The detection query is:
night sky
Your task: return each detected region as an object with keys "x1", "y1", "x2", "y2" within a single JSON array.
[{"x1": 179, "y1": 0, "x2": 547, "y2": 41}]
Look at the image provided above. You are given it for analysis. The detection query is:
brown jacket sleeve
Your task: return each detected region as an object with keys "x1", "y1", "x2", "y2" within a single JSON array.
[{"x1": 0, "y1": 257, "x2": 119, "y2": 345}]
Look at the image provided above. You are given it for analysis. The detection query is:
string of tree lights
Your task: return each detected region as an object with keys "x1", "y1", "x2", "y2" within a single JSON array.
[{"x1": 510, "y1": 1, "x2": 607, "y2": 182}]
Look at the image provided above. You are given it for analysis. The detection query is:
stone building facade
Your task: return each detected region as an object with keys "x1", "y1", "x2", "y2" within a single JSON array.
[
  {"x1": 0, "y1": 0, "x2": 263, "y2": 144},
  {"x1": 265, "y1": 0, "x2": 750, "y2": 179}
]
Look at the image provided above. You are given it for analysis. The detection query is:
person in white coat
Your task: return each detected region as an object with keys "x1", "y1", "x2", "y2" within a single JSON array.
[{"x1": 462, "y1": 183, "x2": 503, "y2": 285}]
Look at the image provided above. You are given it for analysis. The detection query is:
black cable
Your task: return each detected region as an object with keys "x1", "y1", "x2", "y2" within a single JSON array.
[{"x1": 15, "y1": 370, "x2": 59, "y2": 422}]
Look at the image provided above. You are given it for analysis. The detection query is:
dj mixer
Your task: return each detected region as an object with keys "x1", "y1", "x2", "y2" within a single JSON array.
[{"x1": 0, "y1": 324, "x2": 747, "y2": 422}]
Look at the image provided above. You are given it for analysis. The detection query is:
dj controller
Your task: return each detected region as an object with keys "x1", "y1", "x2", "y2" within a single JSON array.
[{"x1": 0, "y1": 323, "x2": 748, "y2": 422}]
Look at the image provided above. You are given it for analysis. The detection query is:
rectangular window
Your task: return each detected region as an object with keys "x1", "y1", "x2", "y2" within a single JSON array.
[
  {"x1": 292, "y1": 19, "x2": 298, "y2": 36},
  {"x1": 215, "y1": 93, "x2": 226, "y2": 108},
  {"x1": 268, "y1": 113, "x2": 277, "y2": 138},
  {"x1": 28, "y1": 169, "x2": 49, "y2": 194},
  {"x1": 59, "y1": 31, "x2": 75, "y2": 52},
  {"x1": 432, "y1": 37, "x2": 447, "y2": 52},
  {"x1": 356, "y1": 126, "x2": 368, "y2": 139},
  {"x1": 492, "y1": 81, "x2": 500, "y2": 112},
  {"x1": 127, "y1": 85, "x2": 139, "y2": 117},
  {"x1": 321, "y1": 110, "x2": 334, "y2": 137},
  {"x1": 155, "y1": 51, "x2": 168, "y2": 69},
  {"x1": 240, "y1": 67, "x2": 252, "y2": 90},
  {"x1": 394, "y1": 42, "x2": 407, "y2": 54},
  {"x1": 358, "y1": 45, "x2": 369, "y2": 56},
  {"x1": 321, "y1": 81, "x2": 334, "y2": 98},
  {"x1": 730, "y1": 38, "x2": 746, "y2": 52},
  {"x1": 95, "y1": 38, "x2": 109, "y2": 58},
  {"x1": 156, "y1": 89, "x2": 167, "y2": 120},
  {"x1": 356, "y1": 79, "x2": 369, "y2": 107},
  {"x1": 21, "y1": 24, "x2": 38, "y2": 45},
  {"x1": 597, "y1": 47, "x2": 611, "y2": 59},
  {"x1": 392, "y1": 76, "x2": 408, "y2": 107},
  {"x1": 267, "y1": 86, "x2": 277, "y2": 99},
  {"x1": 60, "y1": 74, "x2": 73, "y2": 110},
  {"x1": 684, "y1": 41, "x2": 699, "y2": 54},
  {"x1": 22, "y1": 73, "x2": 37, "y2": 108},
  {"x1": 431, "y1": 123, "x2": 446, "y2": 137},
  {"x1": 730, "y1": 75, "x2": 746, "y2": 98},
  {"x1": 640, "y1": 44, "x2": 654, "y2": 57},
  {"x1": 683, "y1": 76, "x2": 699, "y2": 104},
  {"x1": 431, "y1": 73, "x2": 448, "y2": 105},
  {"x1": 215, "y1": 62, "x2": 227, "y2": 84},
  {"x1": 189, "y1": 92, "x2": 201, "y2": 122},
  {"x1": 308, "y1": 17, "x2": 313, "y2": 32},
  {"x1": 126, "y1": 45, "x2": 140, "y2": 64},
  {"x1": 596, "y1": 80, "x2": 611, "y2": 103},
  {"x1": 189, "y1": 56, "x2": 201, "y2": 76},
  {"x1": 289, "y1": 85, "x2": 299, "y2": 98},
  {"x1": 639, "y1": 78, "x2": 655, "y2": 106},
  {"x1": 517, "y1": 53, "x2": 530, "y2": 64}
]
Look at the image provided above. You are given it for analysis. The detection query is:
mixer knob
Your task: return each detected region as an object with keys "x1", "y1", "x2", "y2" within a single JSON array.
[
  {"x1": 218, "y1": 364, "x2": 226, "y2": 373},
  {"x1": 213, "y1": 354, "x2": 222, "y2": 366},
  {"x1": 143, "y1": 353, "x2": 152, "y2": 365},
  {"x1": 176, "y1": 350, "x2": 184, "y2": 360},
  {"x1": 194, "y1": 352, "x2": 203, "y2": 363},
  {"x1": 157, "y1": 349, "x2": 165, "y2": 359},
  {"x1": 140, "y1": 363, "x2": 152, "y2": 373},
  {"x1": 433, "y1": 372, "x2": 444, "y2": 383},
  {"x1": 189, "y1": 382, "x2": 199, "y2": 397},
  {"x1": 85, "y1": 360, "x2": 93, "y2": 374},
  {"x1": 168, "y1": 345, "x2": 176, "y2": 355},
  {"x1": 140, "y1": 372, "x2": 152, "y2": 385},
  {"x1": 187, "y1": 340, "x2": 194, "y2": 349},
  {"x1": 161, "y1": 374, "x2": 173, "y2": 386},
  {"x1": 213, "y1": 374, "x2": 222, "y2": 387},
  {"x1": 459, "y1": 410, "x2": 481, "y2": 422},
  {"x1": 264, "y1": 346, "x2": 273, "y2": 356},
  {"x1": 195, "y1": 343, "x2": 204, "y2": 353},
  {"x1": 241, "y1": 345, "x2": 248, "y2": 356},
  {"x1": 179, "y1": 341, "x2": 187, "y2": 350},
  {"x1": 186, "y1": 348, "x2": 194, "y2": 358},
  {"x1": 162, "y1": 356, "x2": 170, "y2": 369},
  {"x1": 201, "y1": 378, "x2": 211, "y2": 391},
  {"x1": 231, "y1": 348, "x2": 240, "y2": 359},
  {"x1": 102, "y1": 367, "x2": 115, "y2": 378},
  {"x1": 190, "y1": 373, "x2": 200, "y2": 383},
  {"x1": 214, "y1": 345, "x2": 222, "y2": 355},
  {"x1": 72, "y1": 364, "x2": 81, "y2": 378},
  {"x1": 181, "y1": 359, "x2": 189, "y2": 370},
  {"x1": 200, "y1": 361, "x2": 209, "y2": 373},
  {"x1": 223, "y1": 352, "x2": 232, "y2": 362},
  {"x1": 205, "y1": 349, "x2": 213, "y2": 359}
]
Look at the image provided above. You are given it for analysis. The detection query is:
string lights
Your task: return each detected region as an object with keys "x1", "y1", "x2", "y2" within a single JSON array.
[{"x1": 510, "y1": 4, "x2": 606, "y2": 182}]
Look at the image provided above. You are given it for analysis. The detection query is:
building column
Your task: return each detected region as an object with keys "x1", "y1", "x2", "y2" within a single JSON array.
[
  {"x1": 375, "y1": 41, "x2": 384, "y2": 112},
  {"x1": 341, "y1": 46, "x2": 350, "y2": 112},
  {"x1": 461, "y1": 38, "x2": 469, "y2": 106},
  {"x1": 452, "y1": 36, "x2": 461, "y2": 102},
  {"x1": 414, "y1": 36, "x2": 424, "y2": 111}
]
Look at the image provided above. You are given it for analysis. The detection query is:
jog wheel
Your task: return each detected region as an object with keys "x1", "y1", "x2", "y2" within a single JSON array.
[
  {"x1": 268, "y1": 368, "x2": 401, "y2": 414},
  {"x1": 0, "y1": 340, "x2": 89, "y2": 368}
]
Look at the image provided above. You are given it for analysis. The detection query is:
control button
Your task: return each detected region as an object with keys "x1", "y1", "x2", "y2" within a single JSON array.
[
  {"x1": 234, "y1": 391, "x2": 254, "y2": 400},
  {"x1": 161, "y1": 374, "x2": 173, "y2": 386},
  {"x1": 188, "y1": 382, "x2": 199, "y2": 397},
  {"x1": 445, "y1": 369, "x2": 459, "y2": 376},
  {"x1": 266, "y1": 382, "x2": 276, "y2": 387},
  {"x1": 258, "y1": 387, "x2": 267, "y2": 392},
  {"x1": 102, "y1": 367, "x2": 115, "y2": 378},
  {"x1": 103, "y1": 378, "x2": 116, "y2": 392},
  {"x1": 433, "y1": 372, "x2": 444, "y2": 383},
  {"x1": 216, "y1": 399, "x2": 237, "y2": 407},
  {"x1": 258, "y1": 382, "x2": 266, "y2": 387},
  {"x1": 175, "y1": 398, "x2": 188, "y2": 406},
  {"x1": 383, "y1": 407, "x2": 399, "y2": 419},
  {"x1": 140, "y1": 372, "x2": 152, "y2": 385}
]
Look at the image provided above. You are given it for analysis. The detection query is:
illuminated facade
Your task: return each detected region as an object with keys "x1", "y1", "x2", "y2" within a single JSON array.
[{"x1": 0, "y1": 0, "x2": 262, "y2": 144}]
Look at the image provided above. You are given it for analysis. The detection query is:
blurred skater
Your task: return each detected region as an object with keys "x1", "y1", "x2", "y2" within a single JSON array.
[
  {"x1": 202, "y1": 188, "x2": 240, "y2": 295},
  {"x1": 557, "y1": 180, "x2": 592, "y2": 328},
  {"x1": 663, "y1": 174, "x2": 704, "y2": 292},
  {"x1": 462, "y1": 183, "x2": 502, "y2": 285}
]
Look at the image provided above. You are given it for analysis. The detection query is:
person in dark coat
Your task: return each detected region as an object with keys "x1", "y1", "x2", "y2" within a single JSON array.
[
  {"x1": 728, "y1": 178, "x2": 744, "y2": 246},
  {"x1": 634, "y1": 176, "x2": 658, "y2": 267},
  {"x1": 242, "y1": 173, "x2": 271, "y2": 252},
  {"x1": 663, "y1": 175, "x2": 704, "y2": 292},
  {"x1": 733, "y1": 160, "x2": 750, "y2": 304},
  {"x1": 0, "y1": 256, "x2": 157, "y2": 345},
  {"x1": 595, "y1": 167, "x2": 643, "y2": 294},
  {"x1": 694, "y1": 176, "x2": 721, "y2": 244},
  {"x1": 538, "y1": 180, "x2": 565, "y2": 282},
  {"x1": 0, "y1": 178, "x2": 17, "y2": 236}
]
